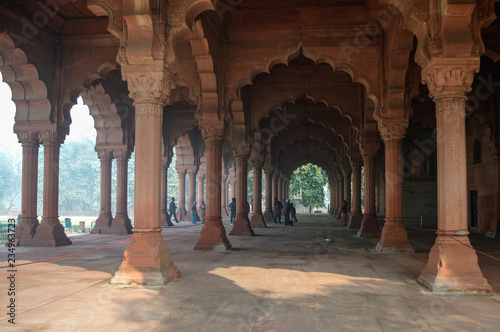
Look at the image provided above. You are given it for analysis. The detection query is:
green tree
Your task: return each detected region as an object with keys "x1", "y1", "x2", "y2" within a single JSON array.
[
  {"x1": 290, "y1": 163, "x2": 328, "y2": 212},
  {"x1": 0, "y1": 151, "x2": 21, "y2": 213}
]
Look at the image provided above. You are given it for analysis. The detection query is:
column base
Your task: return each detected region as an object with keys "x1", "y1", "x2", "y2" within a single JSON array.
[
  {"x1": 25, "y1": 219, "x2": 72, "y2": 246},
  {"x1": 357, "y1": 214, "x2": 380, "y2": 237},
  {"x1": 110, "y1": 229, "x2": 180, "y2": 286},
  {"x1": 250, "y1": 211, "x2": 267, "y2": 228},
  {"x1": 14, "y1": 217, "x2": 39, "y2": 246},
  {"x1": 348, "y1": 214, "x2": 363, "y2": 229},
  {"x1": 160, "y1": 211, "x2": 174, "y2": 227},
  {"x1": 90, "y1": 213, "x2": 113, "y2": 234},
  {"x1": 229, "y1": 214, "x2": 254, "y2": 236},
  {"x1": 375, "y1": 219, "x2": 414, "y2": 253},
  {"x1": 417, "y1": 235, "x2": 492, "y2": 292},
  {"x1": 195, "y1": 217, "x2": 232, "y2": 250},
  {"x1": 108, "y1": 213, "x2": 133, "y2": 235},
  {"x1": 263, "y1": 210, "x2": 274, "y2": 223}
]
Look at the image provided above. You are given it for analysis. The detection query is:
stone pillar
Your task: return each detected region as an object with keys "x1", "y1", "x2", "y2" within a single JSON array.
[
  {"x1": 176, "y1": 168, "x2": 187, "y2": 221},
  {"x1": 160, "y1": 159, "x2": 173, "y2": 227},
  {"x1": 195, "y1": 125, "x2": 231, "y2": 249},
  {"x1": 272, "y1": 171, "x2": 279, "y2": 203},
  {"x1": 111, "y1": 71, "x2": 180, "y2": 285},
  {"x1": 263, "y1": 166, "x2": 274, "y2": 223},
  {"x1": 277, "y1": 174, "x2": 283, "y2": 201},
  {"x1": 90, "y1": 150, "x2": 114, "y2": 234},
  {"x1": 109, "y1": 149, "x2": 134, "y2": 234},
  {"x1": 358, "y1": 146, "x2": 380, "y2": 237},
  {"x1": 221, "y1": 172, "x2": 228, "y2": 217},
  {"x1": 197, "y1": 173, "x2": 205, "y2": 206},
  {"x1": 376, "y1": 123, "x2": 413, "y2": 252},
  {"x1": 15, "y1": 132, "x2": 40, "y2": 245},
  {"x1": 30, "y1": 131, "x2": 71, "y2": 246},
  {"x1": 331, "y1": 178, "x2": 338, "y2": 215},
  {"x1": 417, "y1": 60, "x2": 491, "y2": 292},
  {"x1": 230, "y1": 148, "x2": 254, "y2": 236},
  {"x1": 336, "y1": 174, "x2": 344, "y2": 219},
  {"x1": 250, "y1": 160, "x2": 266, "y2": 228},
  {"x1": 343, "y1": 169, "x2": 352, "y2": 213},
  {"x1": 328, "y1": 179, "x2": 334, "y2": 214},
  {"x1": 349, "y1": 159, "x2": 363, "y2": 229},
  {"x1": 188, "y1": 168, "x2": 197, "y2": 213}
]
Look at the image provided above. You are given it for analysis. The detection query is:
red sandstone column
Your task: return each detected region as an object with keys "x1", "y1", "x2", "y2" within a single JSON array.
[
  {"x1": 349, "y1": 159, "x2": 363, "y2": 229},
  {"x1": 250, "y1": 160, "x2": 266, "y2": 228},
  {"x1": 109, "y1": 149, "x2": 134, "y2": 234},
  {"x1": 230, "y1": 148, "x2": 254, "y2": 236},
  {"x1": 358, "y1": 146, "x2": 380, "y2": 237},
  {"x1": 328, "y1": 179, "x2": 334, "y2": 214},
  {"x1": 221, "y1": 172, "x2": 228, "y2": 217},
  {"x1": 15, "y1": 132, "x2": 40, "y2": 245},
  {"x1": 91, "y1": 150, "x2": 114, "y2": 234},
  {"x1": 417, "y1": 60, "x2": 491, "y2": 292},
  {"x1": 336, "y1": 174, "x2": 344, "y2": 219},
  {"x1": 376, "y1": 123, "x2": 413, "y2": 252},
  {"x1": 195, "y1": 125, "x2": 231, "y2": 249},
  {"x1": 263, "y1": 166, "x2": 274, "y2": 223},
  {"x1": 176, "y1": 168, "x2": 187, "y2": 221},
  {"x1": 343, "y1": 169, "x2": 351, "y2": 213},
  {"x1": 160, "y1": 159, "x2": 173, "y2": 227},
  {"x1": 111, "y1": 71, "x2": 179, "y2": 285},
  {"x1": 272, "y1": 171, "x2": 278, "y2": 203},
  {"x1": 331, "y1": 178, "x2": 338, "y2": 215},
  {"x1": 277, "y1": 174, "x2": 283, "y2": 201},
  {"x1": 30, "y1": 131, "x2": 71, "y2": 246},
  {"x1": 197, "y1": 173, "x2": 205, "y2": 206},
  {"x1": 188, "y1": 168, "x2": 196, "y2": 213}
]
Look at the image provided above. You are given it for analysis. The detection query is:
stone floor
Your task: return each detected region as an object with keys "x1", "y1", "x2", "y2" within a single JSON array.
[{"x1": 1, "y1": 214, "x2": 500, "y2": 331}]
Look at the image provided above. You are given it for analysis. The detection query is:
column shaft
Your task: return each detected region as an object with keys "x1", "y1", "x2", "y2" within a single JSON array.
[
  {"x1": 15, "y1": 135, "x2": 40, "y2": 245},
  {"x1": 358, "y1": 152, "x2": 380, "y2": 237},
  {"x1": 376, "y1": 137, "x2": 413, "y2": 252},
  {"x1": 110, "y1": 151, "x2": 133, "y2": 233},
  {"x1": 195, "y1": 129, "x2": 231, "y2": 249},
  {"x1": 31, "y1": 134, "x2": 71, "y2": 246},
  {"x1": 160, "y1": 160, "x2": 173, "y2": 227},
  {"x1": 349, "y1": 161, "x2": 363, "y2": 229},
  {"x1": 263, "y1": 168, "x2": 274, "y2": 222},
  {"x1": 111, "y1": 98, "x2": 180, "y2": 286},
  {"x1": 250, "y1": 162, "x2": 266, "y2": 228},
  {"x1": 230, "y1": 153, "x2": 254, "y2": 235},
  {"x1": 91, "y1": 151, "x2": 114, "y2": 234},
  {"x1": 177, "y1": 170, "x2": 187, "y2": 220}
]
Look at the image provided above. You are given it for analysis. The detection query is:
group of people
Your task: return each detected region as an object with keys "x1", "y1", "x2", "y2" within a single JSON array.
[
  {"x1": 273, "y1": 198, "x2": 297, "y2": 226},
  {"x1": 168, "y1": 197, "x2": 206, "y2": 224}
]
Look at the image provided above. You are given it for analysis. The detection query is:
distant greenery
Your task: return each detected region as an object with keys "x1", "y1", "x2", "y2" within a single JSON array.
[
  {"x1": 290, "y1": 163, "x2": 328, "y2": 212},
  {"x1": 0, "y1": 151, "x2": 21, "y2": 214}
]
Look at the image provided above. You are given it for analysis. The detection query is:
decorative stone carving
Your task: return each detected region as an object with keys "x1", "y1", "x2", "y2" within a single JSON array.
[
  {"x1": 421, "y1": 59, "x2": 479, "y2": 98},
  {"x1": 378, "y1": 120, "x2": 408, "y2": 141},
  {"x1": 201, "y1": 124, "x2": 225, "y2": 142}
]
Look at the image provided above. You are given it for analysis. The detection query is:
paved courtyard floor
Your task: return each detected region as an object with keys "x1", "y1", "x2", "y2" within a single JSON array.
[{"x1": 1, "y1": 214, "x2": 500, "y2": 331}]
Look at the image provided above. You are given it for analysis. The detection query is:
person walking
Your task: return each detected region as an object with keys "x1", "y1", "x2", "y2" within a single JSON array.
[
  {"x1": 228, "y1": 198, "x2": 236, "y2": 224},
  {"x1": 191, "y1": 201, "x2": 198, "y2": 224},
  {"x1": 284, "y1": 199, "x2": 291, "y2": 226},
  {"x1": 273, "y1": 198, "x2": 282, "y2": 224},
  {"x1": 169, "y1": 197, "x2": 179, "y2": 223},
  {"x1": 341, "y1": 199, "x2": 349, "y2": 226},
  {"x1": 290, "y1": 202, "x2": 297, "y2": 224}
]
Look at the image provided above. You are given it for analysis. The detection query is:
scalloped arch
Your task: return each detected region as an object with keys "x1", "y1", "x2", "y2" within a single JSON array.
[
  {"x1": 0, "y1": 31, "x2": 52, "y2": 133},
  {"x1": 87, "y1": 0, "x2": 123, "y2": 39},
  {"x1": 230, "y1": 44, "x2": 380, "y2": 112}
]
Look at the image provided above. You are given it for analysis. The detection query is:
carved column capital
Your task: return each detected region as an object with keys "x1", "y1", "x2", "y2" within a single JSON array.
[
  {"x1": 97, "y1": 149, "x2": 114, "y2": 160},
  {"x1": 232, "y1": 144, "x2": 250, "y2": 159},
  {"x1": 421, "y1": 58, "x2": 479, "y2": 99},
  {"x1": 175, "y1": 167, "x2": 187, "y2": 175},
  {"x1": 113, "y1": 148, "x2": 132, "y2": 160},
  {"x1": 263, "y1": 165, "x2": 274, "y2": 175},
  {"x1": 378, "y1": 120, "x2": 408, "y2": 142},
  {"x1": 38, "y1": 130, "x2": 64, "y2": 145},
  {"x1": 17, "y1": 131, "x2": 38, "y2": 144},
  {"x1": 200, "y1": 124, "x2": 225, "y2": 146},
  {"x1": 124, "y1": 68, "x2": 174, "y2": 103},
  {"x1": 359, "y1": 144, "x2": 380, "y2": 158},
  {"x1": 250, "y1": 159, "x2": 262, "y2": 169},
  {"x1": 350, "y1": 157, "x2": 363, "y2": 170}
]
